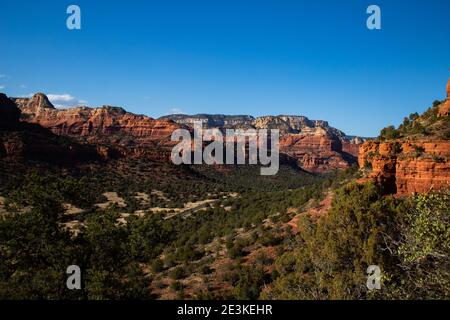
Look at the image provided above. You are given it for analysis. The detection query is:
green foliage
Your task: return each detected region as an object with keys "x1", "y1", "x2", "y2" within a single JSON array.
[
  {"x1": 234, "y1": 266, "x2": 267, "y2": 300},
  {"x1": 268, "y1": 183, "x2": 449, "y2": 300},
  {"x1": 150, "y1": 259, "x2": 164, "y2": 273},
  {"x1": 268, "y1": 183, "x2": 398, "y2": 299},
  {"x1": 1, "y1": 168, "x2": 447, "y2": 300},
  {"x1": 200, "y1": 265, "x2": 213, "y2": 275},
  {"x1": 228, "y1": 238, "x2": 246, "y2": 259},
  {"x1": 389, "y1": 191, "x2": 450, "y2": 299},
  {"x1": 380, "y1": 125, "x2": 400, "y2": 141},
  {"x1": 364, "y1": 160, "x2": 373, "y2": 170},
  {"x1": 392, "y1": 142, "x2": 403, "y2": 155},
  {"x1": 170, "y1": 266, "x2": 186, "y2": 280},
  {"x1": 0, "y1": 205, "x2": 79, "y2": 299},
  {"x1": 0, "y1": 174, "x2": 150, "y2": 300},
  {"x1": 413, "y1": 145, "x2": 425, "y2": 156},
  {"x1": 378, "y1": 99, "x2": 448, "y2": 141},
  {"x1": 400, "y1": 191, "x2": 449, "y2": 264},
  {"x1": 170, "y1": 281, "x2": 183, "y2": 291}
]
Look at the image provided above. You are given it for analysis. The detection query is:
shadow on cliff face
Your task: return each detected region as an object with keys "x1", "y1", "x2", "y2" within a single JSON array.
[
  {"x1": 341, "y1": 151, "x2": 358, "y2": 166},
  {"x1": 0, "y1": 93, "x2": 106, "y2": 166}
]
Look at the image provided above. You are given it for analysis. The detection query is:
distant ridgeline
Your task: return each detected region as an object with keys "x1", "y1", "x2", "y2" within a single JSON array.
[
  {"x1": 160, "y1": 113, "x2": 366, "y2": 173},
  {"x1": 1, "y1": 92, "x2": 365, "y2": 173}
]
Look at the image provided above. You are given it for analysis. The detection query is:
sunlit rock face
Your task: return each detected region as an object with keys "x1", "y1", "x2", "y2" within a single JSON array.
[
  {"x1": 358, "y1": 78, "x2": 450, "y2": 195},
  {"x1": 438, "y1": 78, "x2": 450, "y2": 117},
  {"x1": 359, "y1": 140, "x2": 450, "y2": 195}
]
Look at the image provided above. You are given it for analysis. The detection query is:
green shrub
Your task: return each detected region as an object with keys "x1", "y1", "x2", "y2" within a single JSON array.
[
  {"x1": 151, "y1": 259, "x2": 164, "y2": 273},
  {"x1": 170, "y1": 266, "x2": 186, "y2": 280}
]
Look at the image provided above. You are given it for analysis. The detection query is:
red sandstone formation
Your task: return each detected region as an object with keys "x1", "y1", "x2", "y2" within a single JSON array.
[
  {"x1": 0, "y1": 94, "x2": 102, "y2": 163},
  {"x1": 437, "y1": 78, "x2": 450, "y2": 117},
  {"x1": 15, "y1": 94, "x2": 182, "y2": 161},
  {"x1": 342, "y1": 139, "x2": 362, "y2": 157},
  {"x1": 280, "y1": 133, "x2": 352, "y2": 173},
  {"x1": 358, "y1": 78, "x2": 450, "y2": 195},
  {"x1": 16, "y1": 94, "x2": 180, "y2": 141},
  {"x1": 359, "y1": 140, "x2": 450, "y2": 195}
]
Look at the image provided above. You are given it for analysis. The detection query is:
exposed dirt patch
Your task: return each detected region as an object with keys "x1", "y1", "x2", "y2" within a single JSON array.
[
  {"x1": 135, "y1": 192, "x2": 150, "y2": 205},
  {"x1": 61, "y1": 220, "x2": 84, "y2": 237},
  {"x1": 287, "y1": 191, "x2": 333, "y2": 233},
  {"x1": 63, "y1": 203, "x2": 84, "y2": 216},
  {"x1": 95, "y1": 192, "x2": 127, "y2": 209},
  {"x1": 151, "y1": 190, "x2": 169, "y2": 201}
]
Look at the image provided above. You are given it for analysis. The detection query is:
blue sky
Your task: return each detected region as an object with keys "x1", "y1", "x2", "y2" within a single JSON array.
[{"x1": 0, "y1": 0, "x2": 449, "y2": 136}]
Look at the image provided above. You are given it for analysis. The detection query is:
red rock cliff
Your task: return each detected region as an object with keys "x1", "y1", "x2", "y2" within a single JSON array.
[
  {"x1": 359, "y1": 140, "x2": 450, "y2": 195},
  {"x1": 280, "y1": 131, "x2": 352, "y2": 173},
  {"x1": 359, "y1": 78, "x2": 450, "y2": 195},
  {"x1": 15, "y1": 94, "x2": 182, "y2": 161},
  {"x1": 1, "y1": 94, "x2": 103, "y2": 163},
  {"x1": 16, "y1": 94, "x2": 180, "y2": 141},
  {"x1": 162, "y1": 113, "x2": 363, "y2": 172},
  {"x1": 437, "y1": 78, "x2": 450, "y2": 117}
]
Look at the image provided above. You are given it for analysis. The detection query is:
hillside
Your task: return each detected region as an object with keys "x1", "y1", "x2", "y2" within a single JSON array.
[{"x1": 0, "y1": 82, "x2": 448, "y2": 301}]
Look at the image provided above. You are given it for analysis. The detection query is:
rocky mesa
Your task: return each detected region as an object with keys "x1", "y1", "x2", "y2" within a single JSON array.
[{"x1": 359, "y1": 140, "x2": 450, "y2": 195}]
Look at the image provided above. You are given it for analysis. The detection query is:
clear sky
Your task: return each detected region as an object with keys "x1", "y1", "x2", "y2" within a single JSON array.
[{"x1": 1, "y1": 0, "x2": 449, "y2": 136}]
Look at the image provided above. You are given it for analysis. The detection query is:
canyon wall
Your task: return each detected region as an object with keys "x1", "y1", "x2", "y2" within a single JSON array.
[
  {"x1": 359, "y1": 78, "x2": 450, "y2": 195},
  {"x1": 0, "y1": 94, "x2": 103, "y2": 163},
  {"x1": 15, "y1": 93, "x2": 181, "y2": 142},
  {"x1": 162, "y1": 113, "x2": 363, "y2": 172},
  {"x1": 359, "y1": 140, "x2": 450, "y2": 195}
]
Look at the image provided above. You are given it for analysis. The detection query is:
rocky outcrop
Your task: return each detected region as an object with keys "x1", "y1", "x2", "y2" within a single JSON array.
[
  {"x1": 342, "y1": 140, "x2": 361, "y2": 157},
  {"x1": 13, "y1": 93, "x2": 55, "y2": 111},
  {"x1": 17, "y1": 97, "x2": 180, "y2": 141},
  {"x1": 279, "y1": 133, "x2": 351, "y2": 172},
  {"x1": 437, "y1": 78, "x2": 450, "y2": 117},
  {"x1": 359, "y1": 78, "x2": 450, "y2": 195},
  {"x1": 160, "y1": 114, "x2": 255, "y2": 130},
  {"x1": 359, "y1": 140, "x2": 450, "y2": 195},
  {"x1": 271, "y1": 116, "x2": 361, "y2": 172},
  {"x1": 160, "y1": 114, "x2": 348, "y2": 138}
]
